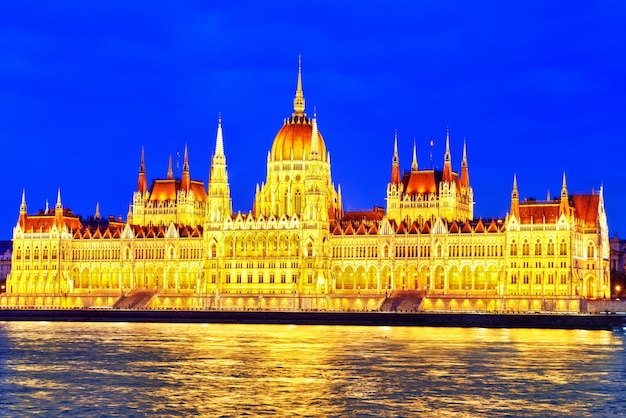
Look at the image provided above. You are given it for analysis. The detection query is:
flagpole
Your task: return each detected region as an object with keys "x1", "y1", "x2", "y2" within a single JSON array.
[{"x1": 429, "y1": 138, "x2": 434, "y2": 168}]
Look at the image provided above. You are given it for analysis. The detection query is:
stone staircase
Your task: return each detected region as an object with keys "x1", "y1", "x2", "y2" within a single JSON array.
[{"x1": 113, "y1": 289, "x2": 156, "y2": 309}]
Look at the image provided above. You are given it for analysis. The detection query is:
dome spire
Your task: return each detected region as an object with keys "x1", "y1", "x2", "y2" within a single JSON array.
[
  {"x1": 293, "y1": 55, "x2": 305, "y2": 116},
  {"x1": 411, "y1": 138, "x2": 418, "y2": 172}
]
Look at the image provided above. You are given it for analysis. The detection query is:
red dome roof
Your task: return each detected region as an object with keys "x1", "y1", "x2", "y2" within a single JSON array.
[{"x1": 271, "y1": 115, "x2": 326, "y2": 161}]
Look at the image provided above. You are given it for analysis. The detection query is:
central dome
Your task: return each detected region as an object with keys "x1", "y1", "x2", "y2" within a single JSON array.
[
  {"x1": 271, "y1": 114, "x2": 326, "y2": 161},
  {"x1": 270, "y1": 59, "x2": 326, "y2": 162}
]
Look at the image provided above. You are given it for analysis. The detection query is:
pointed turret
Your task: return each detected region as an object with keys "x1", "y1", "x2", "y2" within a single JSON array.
[
  {"x1": 560, "y1": 172, "x2": 570, "y2": 216},
  {"x1": 55, "y1": 188, "x2": 62, "y2": 210},
  {"x1": 443, "y1": 127, "x2": 452, "y2": 182},
  {"x1": 460, "y1": 139, "x2": 470, "y2": 188},
  {"x1": 54, "y1": 188, "x2": 64, "y2": 228},
  {"x1": 18, "y1": 189, "x2": 28, "y2": 228},
  {"x1": 182, "y1": 144, "x2": 191, "y2": 191},
  {"x1": 411, "y1": 138, "x2": 418, "y2": 172},
  {"x1": 167, "y1": 155, "x2": 173, "y2": 179},
  {"x1": 293, "y1": 55, "x2": 305, "y2": 116},
  {"x1": 137, "y1": 147, "x2": 147, "y2": 193},
  {"x1": 127, "y1": 203, "x2": 133, "y2": 224},
  {"x1": 310, "y1": 108, "x2": 320, "y2": 160},
  {"x1": 391, "y1": 130, "x2": 401, "y2": 185},
  {"x1": 95, "y1": 202, "x2": 100, "y2": 220},
  {"x1": 510, "y1": 174, "x2": 520, "y2": 219}
]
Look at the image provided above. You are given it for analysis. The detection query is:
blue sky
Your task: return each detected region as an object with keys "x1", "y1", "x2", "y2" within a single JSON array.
[{"x1": 1, "y1": 1, "x2": 625, "y2": 239}]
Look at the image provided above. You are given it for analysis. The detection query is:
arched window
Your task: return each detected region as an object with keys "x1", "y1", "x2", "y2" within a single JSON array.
[
  {"x1": 559, "y1": 240, "x2": 567, "y2": 256},
  {"x1": 307, "y1": 242, "x2": 313, "y2": 257},
  {"x1": 510, "y1": 241, "x2": 517, "y2": 256},
  {"x1": 522, "y1": 240, "x2": 529, "y2": 256},
  {"x1": 258, "y1": 273, "x2": 264, "y2": 284},
  {"x1": 587, "y1": 243, "x2": 595, "y2": 259},
  {"x1": 534, "y1": 240, "x2": 542, "y2": 256},
  {"x1": 547, "y1": 240, "x2": 554, "y2": 256}
]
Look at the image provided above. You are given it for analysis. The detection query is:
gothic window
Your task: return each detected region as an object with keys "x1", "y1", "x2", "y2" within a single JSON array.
[
  {"x1": 211, "y1": 274, "x2": 216, "y2": 284},
  {"x1": 247, "y1": 273, "x2": 253, "y2": 284},
  {"x1": 510, "y1": 241, "x2": 517, "y2": 256},
  {"x1": 548, "y1": 274, "x2": 555, "y2": 284},
  {"x1": 559, "y1": 240, "x2": 567, "y2": 256},
  {"x1": 383, "y1": 245, "x2": 389, "y2": 258},
  {"x1": 258, "y1": 273, "x2": 264, "y2": 284},
  {"x1": 522, "y1": 240, "x2": 529, "y2": 256},
  {"x1": 307, "y1": 272, "x2": 313, "y2": 284},
  {"x1": 269, "y1": 273, "x2": 275, "y2": 284},
  {"x1": 34, "y1": 246, "x2": 39, "y2": 260},
  {"x1": 284, "y1": 191, "x2": 289, "y2": 214},
  {"x1": 511, "y1": 274, "x2": 517, "y2": 284},
  {"x1": 281, "y1": 273, "x2": 287, "y2": 284},
  {"x1": 535, "y1": 274, "x2": 541, "y2": 284},
  {"x1": 534, "y1": 240, "x2": 542, "y2": 256},
  {"x1": 292, "y1": 273, "x2": 297, "y2": 283},
  {"x1": 307, "y1": 242, "x2": 313, "y2": 257},
  {"x1": 560, "y1": 274, "x2": 567, "y2": 285},
  {"x1": 523, "y1": 274, "x2": 529, "y2": 284},
  {"x1": 547, "y1": 240, "x2": 555, "y2": 256},
  {"x1": 210, "y1": 243, "x2": 217, "y2": 258},
  {"x1": 587, "y1": 243, "x2": 595, "y2": 259},
  {"x1": 226, "y1": 273, "x2": 232, "y2": 284},
  {"x1": 295, "y1": 190, "x2": 302, "y2": 214},
  {"x1": 43, "y1": 246, "x2": 48, "y2": 259}
]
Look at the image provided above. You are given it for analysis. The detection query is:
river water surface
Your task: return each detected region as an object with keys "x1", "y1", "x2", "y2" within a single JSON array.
[{"x1": 0, "y1": 322, "x2": 624, "y2": 416}]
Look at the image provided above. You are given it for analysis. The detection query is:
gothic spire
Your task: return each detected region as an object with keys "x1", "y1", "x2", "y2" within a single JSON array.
[
  {"x1": 20, "y1": 189, "x2": 27, "y2": 214},
  {"x1": 215, "y1": 113, "x2": 224, "y2": 157},
  {"x1": 510, "y1": 174, "x2": 519, "y2": 219},
  {"x1": 460, "y1": 139, "x2": 470, "y2": 188},
  {"x1": 137, "y1": 147, "x2": 147, "y2": 193},
  {"x1": 310, "y1": 107, "x2": 320, "y2": 159},
  {"x1": 391, "y1": 130, "x2": 400, "y2": 184},
  {"x1": 182, "y1": 144, "x2": 190, "y2": 190},
  {"x1": 560, "y1": 172, "x2": 570, "y2": 216},
  {"x1": 443, "y1": 127, "x2": 452, "y2": 182},
  {"x1": 56, "y1": 188, "x2": 62, "y2": 209},
  {"x1": 411, "y1": 138, "x2": 418, "y2": 172},
  {"x1": 167, "y1": 154, "x2": 173, "y2": 179}
]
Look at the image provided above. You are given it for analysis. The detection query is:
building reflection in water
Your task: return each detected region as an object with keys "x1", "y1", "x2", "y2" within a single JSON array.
[{"x1": 0, "y1": 322, "x2": 624, "y2": 416}]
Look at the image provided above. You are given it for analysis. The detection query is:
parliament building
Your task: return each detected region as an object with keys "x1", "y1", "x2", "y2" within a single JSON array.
[{"x1": 1, "y1": 64, "x2": 611, "y2": 312}]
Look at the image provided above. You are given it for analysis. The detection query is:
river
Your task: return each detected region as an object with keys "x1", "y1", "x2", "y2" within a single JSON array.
[{"x1": 0, "y1": 322, "x2": 624, "y2": 416}]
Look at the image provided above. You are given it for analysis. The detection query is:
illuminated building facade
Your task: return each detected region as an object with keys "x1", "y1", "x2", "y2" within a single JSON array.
[{"x1": 2, "y1": 64, "x2": 610, "y2": 312}]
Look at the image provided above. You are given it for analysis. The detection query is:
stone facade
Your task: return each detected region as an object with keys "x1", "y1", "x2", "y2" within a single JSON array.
[{"x1": 2, "y1": 64, "x2": 610, "y2": 311}]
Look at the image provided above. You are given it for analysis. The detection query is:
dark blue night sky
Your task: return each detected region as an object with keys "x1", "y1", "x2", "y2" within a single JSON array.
[{"x1": 1, "y1": 2, "x2": 625, "y2": 238}]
